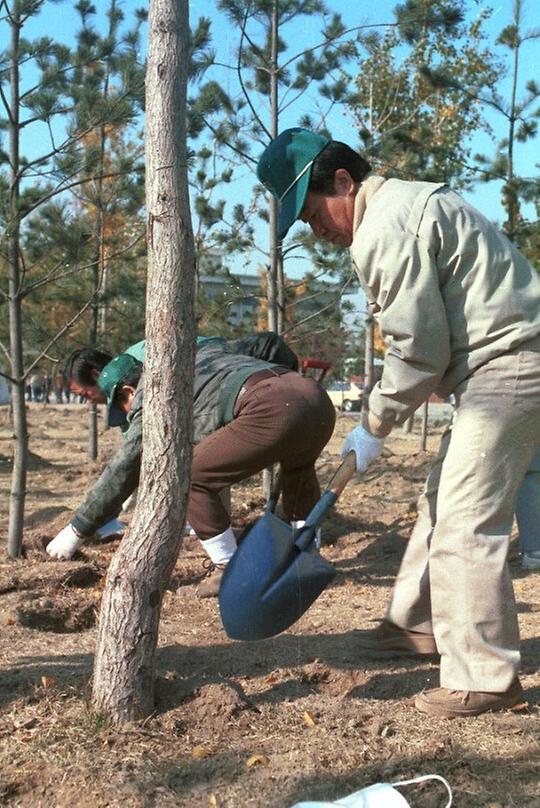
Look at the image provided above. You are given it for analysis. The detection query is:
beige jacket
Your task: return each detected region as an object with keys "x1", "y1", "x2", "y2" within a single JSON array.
[{"x1": 350, "y1": 178, "x2": 540, "y2": 432}]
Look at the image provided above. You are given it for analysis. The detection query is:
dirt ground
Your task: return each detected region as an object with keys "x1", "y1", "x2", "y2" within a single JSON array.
[{"x1": 0, "y1": 403, "x2": 539, "y2": 807}]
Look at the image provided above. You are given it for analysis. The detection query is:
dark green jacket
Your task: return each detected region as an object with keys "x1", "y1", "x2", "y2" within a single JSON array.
[{"x1": 72, "y1": 333, "x2": 298, "y2": 536}]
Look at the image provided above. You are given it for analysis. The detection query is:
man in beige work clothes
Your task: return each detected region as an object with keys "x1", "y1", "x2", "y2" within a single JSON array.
[{"x1": 257, "y1": 128, "x2": 540, "y2": 718}]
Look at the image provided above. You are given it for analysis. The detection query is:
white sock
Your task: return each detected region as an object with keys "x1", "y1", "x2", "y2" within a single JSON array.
[
  {"x1": 201, "y1": 526, "x2": 237, "y2": 565},
  {"x1": 291, "y1": 520, "x2": 322, "y2": 549}
]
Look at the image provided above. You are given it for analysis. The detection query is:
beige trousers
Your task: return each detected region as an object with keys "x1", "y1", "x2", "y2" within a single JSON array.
[{"x1": 387, "y1": 338, "x2": 540, "y2": 691}]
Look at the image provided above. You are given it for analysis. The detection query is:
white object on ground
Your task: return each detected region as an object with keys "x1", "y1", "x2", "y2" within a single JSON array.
[
  {"x1": 46, "y1": 524, "x2": 84, "y2": 560},
  {"x1": 290, "y1": 773, "x2": 452, "y2": 808},
  {"x1": 341, "y1": 425, "x2": 385, "y2": 473},
  {"x1": 201, "y1": 525, "x2": 237, "y2": 565},
  {"x1": 96, "y1": 518, "x2": 127, "y2": 539}
]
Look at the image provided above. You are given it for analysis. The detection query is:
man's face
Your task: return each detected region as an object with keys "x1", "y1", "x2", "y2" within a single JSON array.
[
  {"x1": 299, "y1": 168, "x2": 357, "y2": 247},
  {"x1": 70, "y1": 380, "x2": 106, "y2": 404}
]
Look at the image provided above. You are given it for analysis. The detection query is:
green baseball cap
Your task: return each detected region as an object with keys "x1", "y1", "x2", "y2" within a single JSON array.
[
  {"x1": 257, "y1": 127, "x2": 330, "y2": 240},
  {"x1": 98, "y1": 353, "x2": 140, "y2": 427}
]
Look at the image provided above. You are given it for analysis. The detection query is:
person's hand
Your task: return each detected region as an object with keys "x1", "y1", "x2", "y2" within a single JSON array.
[
  {"x1": 96, "y1": 518, "x2": 127, "y2": 539},
  {"x1": 341, "y1": 425, "x2": 385, "y2": 473},
  {"x1": 46, "y1": 524, "x2": 84, "y2": 560}
]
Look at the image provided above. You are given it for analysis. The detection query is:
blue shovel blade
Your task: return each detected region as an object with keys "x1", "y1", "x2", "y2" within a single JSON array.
[{"x1": 219, "y1": 511, "x2": 336, "y2": 641}]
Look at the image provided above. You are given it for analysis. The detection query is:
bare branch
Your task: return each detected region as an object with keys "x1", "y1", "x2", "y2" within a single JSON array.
[
  {"x1": 202, "y1": 117, "x2": 257, "y2": 165},
  {"x1": 24, "y1": 291, "x2": 100, "y2": 379},
  {"x1": 0, "y1": 80, "x2": 13, "y2": 127},
  {"x1": 22, "y1": 230, "x2": 145, "y2": 296},
  {"x1": 282, "y1": 272, "x2": 357, "y2": 335},
  {"x1": 237, "y1": 9, "x2": 270, "y2": 140},
  {"x1": 19, "y1": 169, "x2": 138, "y2": 221},
  {"x1": 0, "y1": 339, "x2": 13, "y2": 372},
  {"x1": 279, "y1": 21, "x2": 395, "y2": 74}
]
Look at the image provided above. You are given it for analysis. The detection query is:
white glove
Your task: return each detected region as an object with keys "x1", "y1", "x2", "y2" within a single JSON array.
[
  {"x1": 341, "y1": 425, "x2": 385, "y2": 473},
  {"x1": 96, "y1": 518, "x2": 127, "y2": 539},
  {"x1": 46, "y1": 524, "x2": 84, "y2": 560}
]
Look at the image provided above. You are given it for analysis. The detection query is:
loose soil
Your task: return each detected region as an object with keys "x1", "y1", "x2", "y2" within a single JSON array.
[{"x1": 0, "y1": 403, "x2": 539, "y2": 807}]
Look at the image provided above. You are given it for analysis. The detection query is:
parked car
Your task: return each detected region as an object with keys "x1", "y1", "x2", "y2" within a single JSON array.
[{"x1": 326, "y1": 380, "x2": 363, "y2": 412}]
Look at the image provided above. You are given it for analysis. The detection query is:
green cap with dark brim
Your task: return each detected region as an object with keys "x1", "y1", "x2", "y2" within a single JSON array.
[
  {"x1": 257, "y1": 128, "x2": 330, "y2": 240},
  {"x1": 98, "y1": 353, "x2": 139, "y2": 427}
]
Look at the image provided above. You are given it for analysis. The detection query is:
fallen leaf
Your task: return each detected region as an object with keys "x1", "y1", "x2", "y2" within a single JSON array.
[
  {"x1": 510, "y1": 701, "x2": 529, "y2": 713},
  {"x1": 247, "y1": 754, "x2": 270, "y2": 768},
  {"x1": 192, "y1": 745, "x2": 212, "y2": 759},
  {"x1": 303, "y1": 710, "x2": 317, "y2": 727},
  {"x1": 208, "y1": 795, "x2": 218, "y2": 807},
  {"x1": 41, "y1": 676, "x2": 56, "y2": 689}
]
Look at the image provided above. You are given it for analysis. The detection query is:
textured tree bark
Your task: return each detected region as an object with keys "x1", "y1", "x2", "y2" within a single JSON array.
[
  {"x1": 7, "y1": 6, "x2": 28, "y2": 558},
  {"x1": 92, "y1": 0, "x2": 195, "y2": 723}
]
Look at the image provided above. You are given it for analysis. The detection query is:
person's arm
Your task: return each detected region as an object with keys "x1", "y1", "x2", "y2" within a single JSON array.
[
  {"x1": 341, "y1": 226, "x2": 450, "y2": 472},
  {"x1": 71, "y1": 409, "x2": 142, "y2": 536},
  {"x1": 354, "y1": 228, "x2": 451, "y2": 437},
  {"x1": 46, "y1": 410, "x2": 142, "y2": 559}
]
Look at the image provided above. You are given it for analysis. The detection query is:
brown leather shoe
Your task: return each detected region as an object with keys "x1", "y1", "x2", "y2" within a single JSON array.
[
  {"x1": 354, "y1": 619, "x2": 439, "y2": 656},
  {"x1": 415, "y1": 678, "x2": 525, "y2": 718},
  {"x1": 196, "y1": 563, "x2": 227, "y2": 598}
]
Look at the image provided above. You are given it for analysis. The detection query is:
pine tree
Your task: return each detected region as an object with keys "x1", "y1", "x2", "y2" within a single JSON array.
[
  {"x1": 92, "y1": 0, "x2": 195, "y2": 723},
  {"x1": 473, "y1": 0, "x2": 540, "y2": 253},
  {"x1": 201, "y1": 0, "x2": 358, "y2": 334},
  {"x1": 348, "y1": 0, "x2": 499, "y2": 186},
  {"x1": 0, "y1": 0, "x2": 144, "y2": 555}
]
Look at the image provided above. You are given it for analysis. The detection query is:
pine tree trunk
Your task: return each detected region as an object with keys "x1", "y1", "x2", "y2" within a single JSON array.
[
  {"x1": 92, "y1": 0, "x2": 195, "y2": 723},
  {"x1": 7, "y1": 7, "x2": 28, "y2": 559},
  {"x1": 267, "y1": 0, "x2": 280, "y2": 334},
  {"x1": 88, "y1": 260, "x2": 101, "y2": 461}
]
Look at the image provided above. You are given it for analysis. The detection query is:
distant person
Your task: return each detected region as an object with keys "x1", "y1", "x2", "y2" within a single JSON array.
[
  {"x1": 258, "y1": 127, "x2": 540, "y2": 717},
  {"x1": 30, "y1": 372, "x2": 43, "y2": 403},
  {"x1": 516, "y1": 448, "x2": 540, "y2": 570},
  {"x1": 42, "y1": 372, "x2": 50, "y2": 404},
  {"x1": 54, "y1": 370, "x2": 64, "y2": 404},
  {"x1": 47, "y1": 333, "x2": 336, "y2": 597}
]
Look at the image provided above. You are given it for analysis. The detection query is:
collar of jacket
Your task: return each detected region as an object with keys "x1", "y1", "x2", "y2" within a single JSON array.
[{"x1": 352, "y1": 174, "x2": 386, "y2": 234}]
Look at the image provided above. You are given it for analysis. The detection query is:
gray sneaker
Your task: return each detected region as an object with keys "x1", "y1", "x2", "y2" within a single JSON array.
[{"x1": 522, "y1": 551, "x2": 540, "y2": 570}]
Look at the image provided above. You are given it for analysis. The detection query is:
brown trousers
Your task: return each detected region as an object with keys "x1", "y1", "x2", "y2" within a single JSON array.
[{"x1": 188, "y1": 372, "x2": 336, "y2": 539}]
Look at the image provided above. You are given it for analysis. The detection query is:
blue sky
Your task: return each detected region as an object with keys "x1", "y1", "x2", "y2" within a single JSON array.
[{"x1": 3, "y1": 0, "x2": 539, "y2": 285}]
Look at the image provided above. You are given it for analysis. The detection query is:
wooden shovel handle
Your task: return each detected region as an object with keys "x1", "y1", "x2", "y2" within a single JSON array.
[
  {"x1": 266, "y1": 465, "x2": 283, "y2": 512},
  {"x1": 326, "y1": 451, "x2": 357, "y2": 498}
]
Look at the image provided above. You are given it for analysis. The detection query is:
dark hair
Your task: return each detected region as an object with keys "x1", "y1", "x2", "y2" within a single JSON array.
[
  {"x1": 118, "y1": 363, "x2": 143, "y2": 389},
  {"x1": 63, "y1": 348, "x2": 113, "y2": 387},
  {"x1": 309, "y1": 141, "x2": 372, "y2": 195}
]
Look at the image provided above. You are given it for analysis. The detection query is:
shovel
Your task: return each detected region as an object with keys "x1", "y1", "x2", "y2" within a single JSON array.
[{"x1": 219, "y1": 452, "x2": 357, "y2": 641}]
